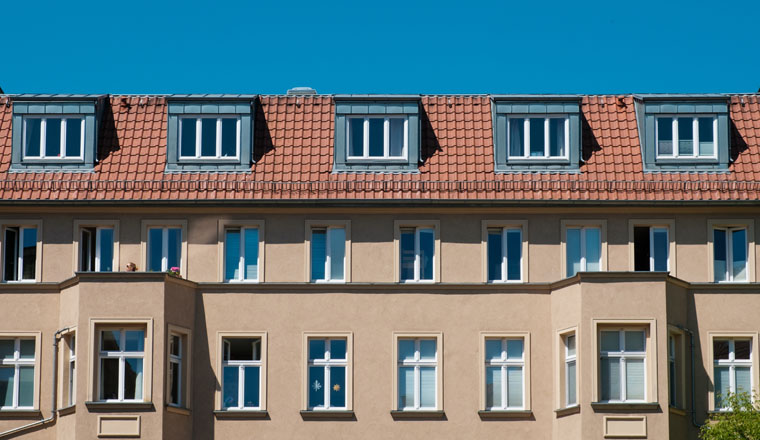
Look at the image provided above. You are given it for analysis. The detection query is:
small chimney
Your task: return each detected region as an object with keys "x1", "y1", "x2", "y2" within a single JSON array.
[{"x1": 287, "y1": 87, "x2": 317, "y2": 96}]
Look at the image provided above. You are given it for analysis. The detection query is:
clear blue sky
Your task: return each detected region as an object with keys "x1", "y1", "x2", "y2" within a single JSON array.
[{"x1": 3, "y1": 0, "x2": 759, "y2": 95}]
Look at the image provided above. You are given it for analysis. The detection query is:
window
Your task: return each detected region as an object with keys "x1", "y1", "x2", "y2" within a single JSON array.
[
  {"x1": 633, "y1": 225, "x2": 669, "y2": 272},
  {"x1": 221, "y1": 337, "x2": 263, "y2": 410},
  {"x1": 668, "y1": 332, "x2": 685, "y2": 409},
  {"x1": 599, "y1": 330, "x2": 647, "y2": 402},
  {"x1": 98, "y1": 328, "x2": 145, "y2": 402},
  {"x1": 713, "y1": 227, "x2": 748, "y2": 282},
  {"x1": 166, "y1": 100, "x2": 253, "y2": 172},
  {"x1": 0, "y1": 338, "x2": 35, "y2": 409},
  {"x1": 179, "y1": 116, "x2": 240, "y2": 159},
  {"x1": 656, "y1": 116, "x2": 717, "y2": 158},
  {"x1": 484, "y1": 338, "x2": 525, "y2": 410},
  {"x1": 167, "y1": 332, "x2": 185, "y2": 408},
  {"x1": 347, "y1": 116, "x2": 407, "y2": 160},
  {"x1": 146, "y1": 226, "x2": 182, "y2": 273},
  {"x1": 310, "y1": 227, "x2": 346, "y2": 282},
  {"x1": 224, "y1": 227, "x2": 259, "y2": 282},
  {"x1": 80, "y1": 227, "x2": 115, "y2": 272},
  {"x1": 333, "y1": 100, "x2": 420, "y2": 172},
  {"x1": 397, "y1": 338, "x2": 438, "y2": 411},
  {"x1": 399, "y1": 227, "x2": 435, "y2": 282},
  {"x1": 713, "y1": 338, "x2": 753, "y2": 410},
  {"x1": 307, "y1": 338, "x2": 348, "y2": 410},
  {"x1": 2, "y1": 225, "x2": 38, "y2": 282},
  {"x1": 566, "y1": 226, "x2": 602, "y2": 277},
  {"x1": 507, "y1": 116, "x2": 569, "y2": 159},
  {"x1": 22, "y1": 116, "x2": 84, "y2": 159},
  {"x1": 487, "y1": 227, "x2": 522, "y2": 282},
  {"x1": 68, "y1": 334, "x2": 76, "y2": 406},
  {"x1": 565, "y1": 334, "x2": 577, "y2": 407}
]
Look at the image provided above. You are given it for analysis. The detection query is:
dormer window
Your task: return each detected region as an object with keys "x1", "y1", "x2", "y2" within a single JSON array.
[
  {"x1": 507, "y1": 116, "x2": 569, "y2": 159},
  {"x1": 655, "y1": 116, "x2": 716, "y2": 159},
  {"x1": 347, "y1": 116, "x2": 407, "y2": 160},
  {"x1": 23, "y1": 117, "x2": 84, "y2": 160},
  {"x1": 178, "y1": 116, "x2": 240, "y2": 160}
]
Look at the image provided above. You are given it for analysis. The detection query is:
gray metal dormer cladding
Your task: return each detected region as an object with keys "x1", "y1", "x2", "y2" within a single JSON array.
[
  {"x1": 10, "y1": 95, "x2": 104, "y2": 172},
  {"x1": 492, "y1": 96, "x2": 582, "y2": 172},
  {"x1": 333, "y1": 96, "x2": 420, "y2": 172},
  {"x1": 633, "y1": 95, "x2": 730, "y2": 172},
  {"x1": 166, "y1": 97, "x2": 255, "y2": 172}
]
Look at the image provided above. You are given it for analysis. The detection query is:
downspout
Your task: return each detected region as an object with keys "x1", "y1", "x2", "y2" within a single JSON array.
[
  {"x1": 675, "y1": 324, "x2": 701, "y2": 429},
  {"x1": 0, "y1": 327, "x2": 70, "y2": 439}
]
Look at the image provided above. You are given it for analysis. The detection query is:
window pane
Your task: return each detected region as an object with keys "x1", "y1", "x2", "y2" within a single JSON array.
[
  {"x1": 509, "y1": 119, "x2": 524, "y2": 157},
  {"x1": 713, "y1": 229, "x2": 727, "y2": 282},
  {"x1": 420, "y1": 367, "x2": 436, "y2": 408},
  {"x1": 46, "y1": 118, "x2": 61, "y2": 157},
  {"x1": 698, "y1": 117, "x2": 714, "y2": 156},
  {"x1": 419, "y1": 339, "x2": 436, "y2": 360},
  {"x1": 657, "y1": 118, "x2": 673, "y2": 155},
  {"x1": 311, "y1": 230, "x2": 326, "y2": 281},
  {"x1": 735, "y1": 340, "x2": 751, "y2": 360},
  {"x1": 549, "y1": 118, "x2": 565, "y2": 157},
  {"x1": 222, "y1": 366, "x2": 239, "y2": 408},
  {"x1": 624, "y1": 331, "x2": 645, "y2": 352},
  {"x1": 21, "y1": 228, "x2": 36, "y2": 280},
  {"x1": 399, "y1": 229, "x2": 415, "y2": 281},
  {"x1": 601, "y1": 331, "x2": 620, "y2": 352},
  {"x1": 3, "y1": 228, "x2": 18, "y2": 282},
  {"x1": 585, "y1": 228, "x2": 601, "y2": 272},
  {"x1": 485, "y1": 339, "x2": 502, "y2": 361},
  {"x1": 100, "y1": 358, "x2": 119, "y2": 400},
  {"x1": 731, "y1": 229, "x2": 747, "y2": 281},
  {"x1": 714, "y1": 366, "x2": 730, "y2": 408},
  {"x1": 652, "y1": 228, "x2": 668, "y2": 272},
  {"x1": 507, "y1": 366, "x2": 523, "y2": 407},
  {"x1": 24, "y1": 119, "x2": 41, "y2": 157},
  {"x1": 201, "y1": 118, "x2": 217, "y2": 157},
  {"x1": 180, "y1": 119, "x2": 196, "y2": 157},
  {"x1": 243, "y1": 366, "x2": 260, "y2": 407},
  {"x1": 330, "y1": 366, "x2": 346, "y2": 408},
  {"x1": 101, "y1": 331, "x2": 121, "y2": 351},
  {"x1": 398, "y1": 339, "x2": 415, "y2": 361},
  {"x1": 389, "y1": 118, "x2": 404, "y2": 157},
  {"x1": 98, "y1": 228, "x2": 114, "y2": 272},
  {"x1": 19, "y1": 339, "x2": 34, "y2": 359},
  {"x1": 398, "y1": 367, "x2": 414, "y2": 408},
  {"x1": 309, "y1": 339, "x2": 326, "y2": 360},
  {"x1": 65, "y1": 119, "x2": 82, "y2": 157},
  {"x1": 626, "y1": 359, "x2": 645, "y2": 400},
  {"x1": 0, "y1": 367, "x2": 13, "y2": 407},
  {"x1": 485, "y1": 366, "x2": 502, "y2": 408},
  {"x1": 601, "y1": 357, "x2": 621, "y2": 401},
  {"x1": 147, "y1": 228, "x2": 163, "y2": 272},
  {"x1": 170, "y1": 335, "x2": 180, "y2": 357},
  {"x1": 243, "y1": 228, "x2": 259, "y2": 280},
  {"x1": 124, "y1": 358, "x2": 143, "y2": 400},
  {"x1": 348, "y1": 119, "x2": 364, "y2": 157},
  {"x1": 227, "y1": 338, "x2": 260, "y2": 361},
  {"x1": 633, "y1": 226, "x2": 651, "y2": 271},
  {"x1": 736, "y1": 367, "x2": 751, "y2": 395},
  {"x1": 506, "y1": 339, "x2": 523, "y2": 360},
  {"x1": 330, "y1": 339, "x2": 347, "y2": 360},
  {"x1": 167, "y1": 228, "x2": 181, "y2": 270},
  {"x1": 225, "y1": 229, "x2": 241, "y2": 281},
  {"x1": 419, "y1": 228, "x2": 434, "y2": 281},
  {"x1": 567, "y1": 335, "x2": 576, "y2": 357},
  {"x1": 81, "y1": 228, "x2": 93, "y2": 271},
  {"x1": 566, "y1": 228, "x2": 581, "y2": 277},
  {"x1": 308, "y1": 365, "x2": 324, "y2": 407},
  {"x1": 678, "y1": 118, "x2": 693, "y2": 155},
  {"x1": 0, "y1": 340, "x2": 13, "y2": 360},
  {"x1": 669, "y1": 359, "x2": 677, "y2": 406},
  {"x1": 125, "y1": 330, "x2": 145, "y2": 352},
  {"x1": 487, "y1": 230, "x2": 503, "y2": 281},
  {"x1": 529, "y1": 118, "x2": 544, "y2": 156},
  {"x1": 169, "y1": 361, "x2": 179, "y2": 405},
  {"x1": 221, "y1": 118, "x2": 237, "y2": 157},
  {"x1": 567, "y1": 361, "x2": 577, "y2": 405},
  {"x1": 713, "y1": 340, "x2": 729, "y2": 360},
  {"x1": 506, "y1": 229, "x2": 521, "y2": 281},
  {"x1": 329, "y1": 228, "x2": 345, "y2": 281},
  {"x1": 368, "y1": 118, "x2": 384, "y2": 157}
]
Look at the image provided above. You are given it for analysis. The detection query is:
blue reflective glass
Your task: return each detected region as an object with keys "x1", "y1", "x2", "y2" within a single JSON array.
[
  {"x1": 124, "y1": 358, "x2": 143, "y2": 400},
  {"x1": 549, "y1": 118, "x2": 565, "y2": 157},
  {"x1": 678, "y1": 117, "x2": 693, "y2": 155},
  {"x1": 167, "y1": 228, "x2": 181, "y2": 270},
  {"x1": 485, "y1": 339, "x2": 502, "y2": 360},
  {"x1": 506, "y1": 229, "x2": 521, "y2": 281},
  {"x1": 652, "y1": 229, "x2": 668, "y2": 272},
  {"x1": 147, "y1": 228, "x2": 163, "y2": 271},
  {"x1": 221, "y1": 118, "x2": 237, "y2": 157},
  {"x1": 732, "y1": 229, "x2": 747, "y2": 281},
  {"x1": 201, "y1": 118, "x2": 216, "y2": 157},
  {"x1": 65, "y1": 119, "x2": 82, "y2": 157},
  {"x1": 243, "y1": 366, "x2": 260, "y2": 407},
  {"x1": 330, "y1": 366, "x2": 346, "y2": 407},
  {"x1": 21, "y1": 228, "x2": 37, "y2": 280},
  {"x1": 585, "y1": 228, "x2": 601, "y2": 272},
  {"x1": 308, "y1": 366, "x2": 324, "y2": 407},
  {"x1": 399, "y1": 230, "x2": 415, "y2": 281},
  {"x1": 24, "y1": 119, "x2": 41, "y2": 157},
  {"x1": 698, "y1": 117, "x2": 714, "y2": 156},
  {"x1": 509, "y1": 119, "x2": 524, "y2": 156},
  {"x1": 398, "y1": 340, "x2": 415, "y2": 361},
  {"x1": 309, "y1": 339, "x2": 326, "y2": 360},
  {"x1": 657, "y1": 118, "x2": 673, "y2": 155},
  {"x1": 419, "y1": 228, "x2": 434, "y2": 281},
  {"x1": 329, "y1": 228, "x2": 345, "y2": 281},
  {"x1": 46, "y1": 118, "x2": 61, "y2": 157},
  {"x1": 349, "y1": 119, "x2": 364, "y2": 157},
  {"x1": 368, "y1": 118, "x2": 384, "y2": 157},
  {"x1": 566, "y1": 228, "x2": 581, "y2": 277},
  {"x1": 0, "y1": 367, "x2": 14, "y2": 407},
  {"x1": 125, "y1": 330, "x2": 145, "y2": 352},
  {"x1": 389, "y1": 118, "x2": 404, "y2": 157},
  {"x1": 330, "y1": 339, "x2": 347, "y2": 360},
  {"x1": 506, "y1": 339, "x2": 523, "y2": 360},
  {"x1": 419, "y1": 339, "x2": 436, "y2": 360},
  {"x1": 487, "y1": 231, "x2": 503, "y2": 281},
  {"x1": 398, "y1": 367, "x2": 414, "y2": 408},
  {"x1": 222, "y1": 366, "x2": 239, "y2": 408},
  {"x1": 486, "y1": 366, "x2": 502, "y2": 408},
  {"x1": 311, "y1": 230, "x2": 327, "y2": 281},
  {"x1": 180, "y1": 119, "x2": 196, "y2": 157},
  {"x1": 529, "y1": 118, "x2": 544, "y2": 156},
  {"x1": 713, "y1": 229, "x2": 727, "y2": 281},
  {"x1": 99, "y1": 228, "x2": 114, "y2": 272},
  {"x1": 225, "y1": 229, "x2": 241, "y2": 280},
  {"x1": 244, "y1": 228, "x2": 258, "y2": 280}
]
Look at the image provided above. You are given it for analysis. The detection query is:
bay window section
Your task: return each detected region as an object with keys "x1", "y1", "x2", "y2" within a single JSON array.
[
  {"x1": 311, "y1": 227, "x2": 346, "y2": 282},
  {"x1": 487, "y1": 228, "x2": 522, "y2": 282},
  {"x1": 484, "y1": 338, "x2": 525, "y2": 410},
  {"x1": 566, "y1": 226, "x2": 601, "y2": 277},
  {"x1": 179, "y1": 116, "x2": 240, "y2": 159},
  {"x1": 713, "y1": 227, "x2": 748, "y2": 282},
  {"x1": 0, "y1": 338, "x2": 35, "y2": 409},
  {"x1": 399, "y1": 227, "x2": 435, "y2": 282},
  {"x1": 98, "y1": 329, "x2": 145, "y2": 402},
  {"x1": 397, "y1": 338, "x2": 437, "y2": 411},
  {"x1": 347, "y1": 116, "x2": 407, "y2": 160},
  {"x1": 600, "y1": 330, "x2": 646, "y2": 402},
  {"x1": 2, "y1": 226, "x2": 37, "y2": 282},
  {"x1": 147, "y1": 227, "x2": 181, "y2": 273},
  {"x1": 224, "y1": 227, "x2": 259, "y2": 282},
  {"x1": 80, "y1": 227, "x2": 114, "y2": 272},
  {"x1": 307, "y1": 338, "x2": 347, "y2": 410},
  {"x1": 713, "y1": 338, "x2": 753, "y2": 410},
  {"x1": 222, "y1": 337, "x2": 262, "y2": 410}
]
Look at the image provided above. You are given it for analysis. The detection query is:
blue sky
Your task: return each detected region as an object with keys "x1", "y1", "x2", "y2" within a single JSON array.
[{"x1": 3, "y1": 0, "x2": 759, "y2": 95}]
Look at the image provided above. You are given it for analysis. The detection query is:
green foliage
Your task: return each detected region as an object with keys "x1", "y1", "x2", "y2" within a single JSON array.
[{"x1": 700, "y1": 392, "x2": 760, "y2": 440}]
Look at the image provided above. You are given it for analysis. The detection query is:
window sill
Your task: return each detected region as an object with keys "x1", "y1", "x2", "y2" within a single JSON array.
[
  {"x1": 591, "y1": 402, "x2": 660, "y2": 412},
  {"x1": 213, "y1": 410, "x2": 269, "y2": 419},
  {"x1": 166, "y1": 405, "x2": 191, "y2": 416},
  {"x1": 58, "y1": 405, "x2": 76, "y2": 416},
  {"x1": 478, "y1": 409, "x2": 533, "y2": 420},
  {"x1": 300, "y1": 410, "x2": 355, "y2": 420},
  {"x1": 669, "y1": 406, "x2": 687, "y2": 417},
  {"x1": 554, "y1": 405, "x2": 580, "y2": 417},
  {"x1": 390, "y1": 410, "x2": 445, "y2": 420},
  {"x1": 84, "y1": 401, "x2": 154, "y2": 411},
  {"x1": 0, "y1": 409, "x2": 41, "y2": 418}
]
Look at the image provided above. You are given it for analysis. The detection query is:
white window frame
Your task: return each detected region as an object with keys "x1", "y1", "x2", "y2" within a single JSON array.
[
  {"x1": 565, "y1": 334, "x2": 577, "y2": 407},
  {"x1": 97, "y1": 328, "x2": 146, "y2": 403},
  {"x1": 713, "y1": 227, "x2": 749, "y2": 283},
  {"x1": 396, "y1": 338, "x2": 438, "y2": 411},
  {"x1": 599, "y1": 329, "x2": 647, "y2": 403},
  {"x1": 648, "y1": 227, "x2": 669, "y2": 272},
  {"x1": 0, "y1": 337, "x2": 36, "y2": 410},
  {"x1": 310, "y1": 227, "x2": 346, "y2": 283},
  {"x1": 21, "y1": 116, "x2": 85, "y2": 160},
  {"x1": 2, "y1": 225, "x2": 39, "y2": 283},
  {"x1": 346, "y1": 116, "x2": 408, "y2": 160},
  {"x1": 655, "y1": 115, "x2": 718, "y2": 159},
  {"x1": 168, "y1": 333, "x2": 182, "y2": 408},
  {"x1": 713, "y1": 338, "x2": 754, "y2": 411},
  {"x1": 486, "y1": 227, "x2": 523, "y2": 283},
  {"x1": 145, "y1": 225, "x2": 183, "y2": 273},
  {"x1": 80, "y1": 226, "x2": 116, "y2": 272},
  {"x1": 68, "y1": 334, "x2": 76, "y2": 406},
  {"x1": 306, "y1": 337, "x2": 348, "y2": 410},
  {"x1": 399, "y1": 227, "x2": 435, "y2": 283},
  {"x1": 506, "y1": 115, "x2": 570, "y2": 159},
  {"x1": 178, "y1": 115, "x2": 241, "y2": 160},
  {"x1": 224, "y1": 227, "x2": 260, "y2": 282},
  {"x1": 221, "y1": 337, "x2": 263, "y2": 410},
  {"x1": 484, "y1": 337, "x2": 525, "y2": 410},
  {"x1": 565, "y1": 226, "x2": 602, "y2": 276}
]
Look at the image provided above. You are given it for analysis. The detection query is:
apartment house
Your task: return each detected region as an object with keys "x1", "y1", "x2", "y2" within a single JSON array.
[{"x1": 0, "y1": 92, "x2": 759, "y2": 439}]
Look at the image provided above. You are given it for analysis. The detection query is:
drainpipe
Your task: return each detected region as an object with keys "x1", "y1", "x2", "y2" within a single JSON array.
[
  {"x1": 0, "y1": 327, "x2": 70, "y2": 439},
  {"x1": 675, "y1": 324, "x2": 701, "y2": 429}
]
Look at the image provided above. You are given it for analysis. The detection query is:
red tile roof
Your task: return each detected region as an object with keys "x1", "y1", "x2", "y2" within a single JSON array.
[{"x1": 0, "y1": 94, "x2": 759, "y2": 202}]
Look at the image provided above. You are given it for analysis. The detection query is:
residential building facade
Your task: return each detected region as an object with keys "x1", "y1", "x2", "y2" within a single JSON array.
[{"x1": 0, "y1": 92, "x2": 759, "y2": 439}]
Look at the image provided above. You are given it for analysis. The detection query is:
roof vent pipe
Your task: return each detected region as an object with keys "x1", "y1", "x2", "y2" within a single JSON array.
[{"x1": 287, "y1": 87, "x2": 317, "y2": 96}]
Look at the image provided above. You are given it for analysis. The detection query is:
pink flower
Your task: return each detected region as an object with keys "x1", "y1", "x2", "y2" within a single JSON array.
[{"x1": 170, "y1": 267, "x2": 180, "y2": 272}]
